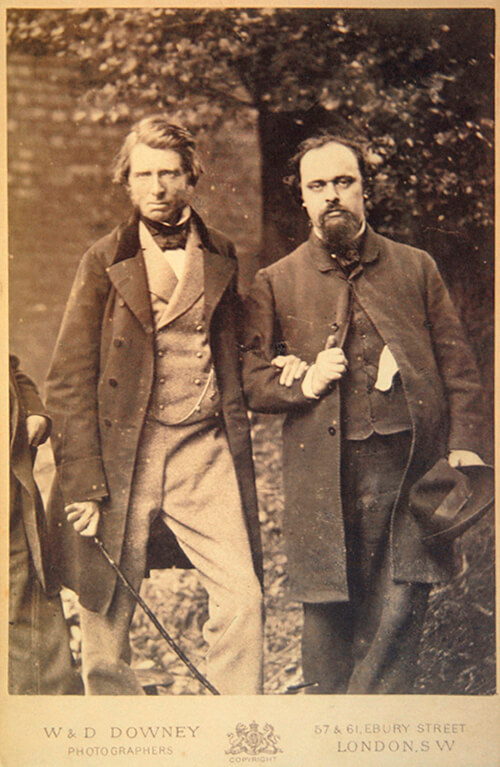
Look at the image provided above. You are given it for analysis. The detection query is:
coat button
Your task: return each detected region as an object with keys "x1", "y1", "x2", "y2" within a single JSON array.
[
  {"x1": 118, "y1": 299, "x2": 125, "y2": 307},
  {"x1": 157, "y1": 350, "x2": 164, "y2": 357},
  {"x1": 196, "y1": 351, "x2": 203, "y2": 358},
  {"x1": 196, "y1": 324, "x2": 204, "y2": 332},
  {"x1": 114, "y1": 338, "x2": 123, "y2": 347},
  {"x1": 159, "y1": 377, "x2": 166, "y2": 384},
  {"x1": 109, "y1": 378, "x2": 118, "y2": 387},
  {"x1": 328, "y1": 426, "x2": 336, "y2": 436},
  {"x1": 104, "y1": 418, "x2": 112, "y2": 427}
]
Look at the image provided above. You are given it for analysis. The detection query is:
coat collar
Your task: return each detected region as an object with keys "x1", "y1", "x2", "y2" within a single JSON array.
[
  {"x1": 106, "y1": 210, "x2": 236, "y2": 332},
  {"x1": 307, "y1": 223, "x2": 381, "y2": 273}
]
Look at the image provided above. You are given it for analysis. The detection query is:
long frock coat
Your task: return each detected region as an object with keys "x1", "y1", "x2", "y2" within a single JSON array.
[
  {"x1": 45, "y1": 211, "x2": 262, "y2": 614},
  {"x1": 242, "y1": 226, "x2": 486, "y2": 603},
  {"x1": 10, "y1": 355, "x2": 52, "y2": 592}
]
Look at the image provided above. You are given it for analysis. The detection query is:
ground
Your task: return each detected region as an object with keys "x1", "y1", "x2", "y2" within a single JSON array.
[{"x1": 33, "y1": 413, "x2": 495, "y2": 697}]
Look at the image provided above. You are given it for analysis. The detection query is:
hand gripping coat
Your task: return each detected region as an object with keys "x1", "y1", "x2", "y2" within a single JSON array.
[{"x1": 242, "y1": 226, "x2": 487, "y2": 603}]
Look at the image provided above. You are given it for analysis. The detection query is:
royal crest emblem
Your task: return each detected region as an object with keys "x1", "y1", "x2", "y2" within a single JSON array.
[{"x1": 226, "y1": 721, "x2": 282, "y2": 756}]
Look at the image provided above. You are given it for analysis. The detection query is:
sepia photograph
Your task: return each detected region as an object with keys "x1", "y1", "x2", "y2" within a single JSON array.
[{"x1": 1, "y1": 4, "x2": 497, "y2": 765}]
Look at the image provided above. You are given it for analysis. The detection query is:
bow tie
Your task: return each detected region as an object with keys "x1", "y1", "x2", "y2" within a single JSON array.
[
  {"x1": 142, "y1": 217, "x2": 189, "y2": 251},
  {"x1": 334, "y1": 247, "x2": 361, "y2": 273}
]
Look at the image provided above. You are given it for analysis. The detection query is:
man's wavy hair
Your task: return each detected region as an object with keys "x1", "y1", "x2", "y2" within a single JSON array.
[
  {"x1": 112, "y1": 115, "x2": 204, "y2": 187},
  {"x1": 283, "y1": 132, "x2": 370, "y2": 206}
]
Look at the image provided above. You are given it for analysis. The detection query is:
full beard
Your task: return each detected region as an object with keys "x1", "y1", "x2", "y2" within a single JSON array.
[{"x1": 318, "y1": 208, "x2": 361, "y2": 254}]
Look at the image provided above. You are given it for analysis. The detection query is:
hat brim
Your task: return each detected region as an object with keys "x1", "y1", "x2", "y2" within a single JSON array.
[{"x1": 421, "y1": 464, "x2": 494, "y2": 543}]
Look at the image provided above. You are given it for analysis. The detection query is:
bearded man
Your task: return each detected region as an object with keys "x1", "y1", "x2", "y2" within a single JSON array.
[
  {"x1": 45, "y1": 116, "x2": 263, "y2": 695},
  {"x1": 242, "y1": 133, "x2": 487, "y2": 693}
]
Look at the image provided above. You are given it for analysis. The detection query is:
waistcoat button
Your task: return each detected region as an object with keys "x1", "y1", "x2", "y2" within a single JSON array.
[{"x1": 109, "y1": 378, "x2": 118, "y2": 387}]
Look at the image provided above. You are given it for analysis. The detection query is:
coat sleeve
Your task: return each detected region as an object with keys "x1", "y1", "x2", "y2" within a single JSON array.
[
  {"x1": 422, "y1": 253, "x2": 487, "y2": 456},
  {"x1": 241, "y1": 269, "x2": 314, "y2": 414},
  {"x1": 10, "y1": 355, "x2": 52, "y2": 443},
  {"x1": 44, "y1": 248, "x2": 111, "y2": 504}
]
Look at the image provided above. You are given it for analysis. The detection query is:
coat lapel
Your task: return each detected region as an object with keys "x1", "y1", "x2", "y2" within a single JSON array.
[
  {"x1": 203, "y1": 247, "x2": 236, "y2": 329},
  {"x1": 107, "y1": 252, "x2": 153, "y2": 332},
  {"x1": 107, "y1": 211, "x2": 235, "y2": 333},
  {"x1": 157, "y1": 228, "x2": 204, "y2": 328}
]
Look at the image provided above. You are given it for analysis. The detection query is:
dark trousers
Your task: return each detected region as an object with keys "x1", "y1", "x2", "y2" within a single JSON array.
[
  {"x1": 9, "y1": 480, "x2": 83, "y2": 694},
  {"x1": 302, "y1": 433, "x2": 430, "y2": 694}
]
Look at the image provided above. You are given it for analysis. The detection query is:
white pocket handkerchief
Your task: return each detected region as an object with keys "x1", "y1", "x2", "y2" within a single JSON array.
[{"x1": 374, "y1": 345, "x2": 399, "y2": 392}]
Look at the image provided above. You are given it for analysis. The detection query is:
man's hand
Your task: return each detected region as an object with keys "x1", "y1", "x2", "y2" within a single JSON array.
[
  {"x1": 311, "y1": 347, "x2": 348, "y2": 396},
  {"x1": 271, "y1": 354, "x2": 309, "y2": 387},
  {"x1": 26, "y1": 414, "x2": 50, "y2": 447},
  {"x1": 448, "y1": 450, "x2": 485, "y2": 468},
  {"x1": 65, "y1": 500, "x2": 100, "y2": 537}
]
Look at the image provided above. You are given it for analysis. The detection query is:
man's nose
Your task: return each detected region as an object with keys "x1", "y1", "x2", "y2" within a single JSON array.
[
  {"x1": 151, "y1": 174, "x2": 166, "y2": 195},
  {"x1": 324, "y1": 181, "x2": 339, "y2": 201}
]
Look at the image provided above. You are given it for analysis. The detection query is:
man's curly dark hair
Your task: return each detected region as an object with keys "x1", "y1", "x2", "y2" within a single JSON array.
[{"x1": 283, "y1": 132, "x2": 371, "y2": 205}]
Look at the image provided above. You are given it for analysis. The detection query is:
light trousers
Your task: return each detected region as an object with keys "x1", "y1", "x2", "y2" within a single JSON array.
[{"x1": 80, "y1": 417, "x2": 264, "y2": 695}]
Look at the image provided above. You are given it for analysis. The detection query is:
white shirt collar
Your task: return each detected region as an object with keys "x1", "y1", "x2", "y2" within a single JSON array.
[
  {"x1": 139, "y1": 220, "x2": 186, "y2": 281},
  {"x1": 160, "y1": 205, "x2": 192, "y2": 228}
]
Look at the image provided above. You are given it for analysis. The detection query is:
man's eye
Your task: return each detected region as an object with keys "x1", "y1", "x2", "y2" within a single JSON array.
[
  {"x1": 336, "y1": 177, "x2": 354, "y2": 189},
  {"x1": 309, "y1": 182, "x2": 324, "y2": 191}
]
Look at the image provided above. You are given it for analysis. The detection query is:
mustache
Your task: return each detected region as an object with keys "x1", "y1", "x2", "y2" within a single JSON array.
[{"x1": 319, "y1": 205, "x2": 354, "y2": 224}]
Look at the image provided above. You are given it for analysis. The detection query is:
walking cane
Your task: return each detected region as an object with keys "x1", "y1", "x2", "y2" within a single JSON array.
[
  {"x1": 93, "y1": 536, "x2": 318, "y2": 696},
  {"x1": 92, "y1": 536, "x2": 220, "y2": 695}
]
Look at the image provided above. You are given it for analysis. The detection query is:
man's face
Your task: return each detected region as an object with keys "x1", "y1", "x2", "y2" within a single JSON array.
[
  {"x1": 299, "y1": 141, "x2": 365, "y2": 250},
  {"x1": 127, "y1": 143, "x2": 194, "y2": 224}
]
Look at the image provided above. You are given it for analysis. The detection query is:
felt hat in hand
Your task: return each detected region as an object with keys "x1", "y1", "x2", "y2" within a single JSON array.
[{"x1": 408, "y1": 458, "x2": 494, "y2": 543}]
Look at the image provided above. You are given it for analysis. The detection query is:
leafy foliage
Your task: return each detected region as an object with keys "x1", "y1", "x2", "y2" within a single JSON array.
[{"x1": 8, "y1": 8, "x2": 493, "y2": 246}]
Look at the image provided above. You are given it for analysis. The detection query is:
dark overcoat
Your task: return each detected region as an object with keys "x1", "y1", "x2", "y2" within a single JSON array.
[
  {"x1": 10, "y1": 356, "x2": 53, "y2": 592},
  {"x1": 242, "y1": 226, "x2": 486, "y2": 603},
  {"x1": 45, "y1": 211, "x2": 262, "y2": 614}
]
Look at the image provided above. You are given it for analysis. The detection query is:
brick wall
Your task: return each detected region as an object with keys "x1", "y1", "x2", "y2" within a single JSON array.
[
  {"x1": 8, "y1": 53, "x2": 124, "y2": 190},
  {"x1": 8, "y1": 51, "x2": 261, "y2": 382}
]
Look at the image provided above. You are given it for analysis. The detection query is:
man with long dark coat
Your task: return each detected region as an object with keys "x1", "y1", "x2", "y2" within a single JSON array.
[
  {"x1": 45, "y1": 116, "x2": 264, "y2": 695},
  {"x1": 9, "y1": 355, "x2": 82, "y2": 694},
  {"x1": 242, "y1": 133, "x2": 487, "y2": 694}
]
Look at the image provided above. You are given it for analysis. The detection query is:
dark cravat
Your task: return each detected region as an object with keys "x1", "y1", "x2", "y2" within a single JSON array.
[
  {"x1": 141, "y1": 216, "x2": 189, "y2": 250},
  {"x1": 335, "y1": 247, "x2": 361, "y2": 274}
]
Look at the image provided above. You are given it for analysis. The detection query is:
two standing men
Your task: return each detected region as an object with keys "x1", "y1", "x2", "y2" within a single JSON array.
[{"x1": 45, "y1": 118, "x2": 487, "y2": 695}]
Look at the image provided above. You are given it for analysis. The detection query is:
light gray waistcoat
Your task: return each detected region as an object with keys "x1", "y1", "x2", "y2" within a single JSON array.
[{"x1": 144, "y1": 224, "x2": 221, "y2": 426}]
